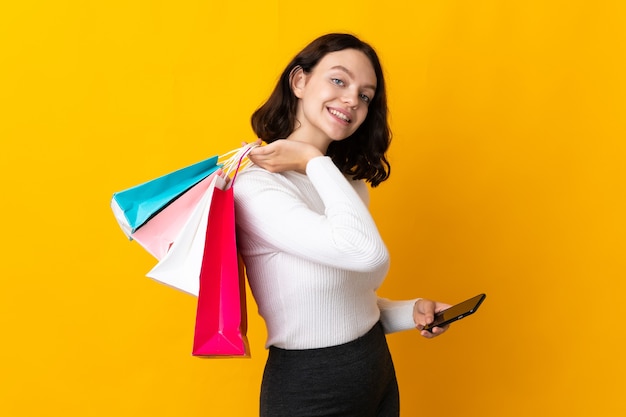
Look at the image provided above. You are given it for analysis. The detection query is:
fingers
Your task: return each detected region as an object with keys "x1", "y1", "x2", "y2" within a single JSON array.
[
  {"x1": 420, "y1": 327, "x2": 445, "y2": 339},
  {"x1": 249, "y1": 145, "x2": 271, "y2": 156},
  {"x1": 217, "y1": 168, "x2": 230, "y2": 181},
  {"x1": 414, "y1": 298, "x2": 450, "y2": 339},
  {"x1": 243, "y1": 139, "x2": 266, "y2": 164},
  {"x1": 419, "y1": 323, "x2": 450, "y2": 338},
  {"x1": 241, "y1": 138, "x2": 264, "y2": 153}
]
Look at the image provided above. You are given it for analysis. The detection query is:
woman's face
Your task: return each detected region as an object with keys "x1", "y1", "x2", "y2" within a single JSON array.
[{"x1": 291, "y1": 48, "x2": 377, "y2": 147}]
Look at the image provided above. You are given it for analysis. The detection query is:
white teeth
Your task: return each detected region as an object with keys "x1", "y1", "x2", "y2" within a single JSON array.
[{"x1": 329, "y1": 109, "x2": 350, "y2": 122}]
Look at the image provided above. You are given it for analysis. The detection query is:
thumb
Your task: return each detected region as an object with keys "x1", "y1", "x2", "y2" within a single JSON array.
[{"x1": 418, "y1": 299, "x2": 436, "y2": 324}]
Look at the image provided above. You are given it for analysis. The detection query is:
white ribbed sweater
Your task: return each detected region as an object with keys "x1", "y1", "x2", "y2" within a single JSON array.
[{"x1": 233, "y1": 156, "x2": 417, "y2": 349}]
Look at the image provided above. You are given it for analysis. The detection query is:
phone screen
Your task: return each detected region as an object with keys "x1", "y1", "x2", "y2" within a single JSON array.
[{"x1": 424, "y1": 293, "x2": 486, "y2": 331}]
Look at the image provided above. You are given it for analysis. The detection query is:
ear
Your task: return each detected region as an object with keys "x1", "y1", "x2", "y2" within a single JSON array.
[{"x1": 290, "y1": 66, "x2": 306, "y2": 98}]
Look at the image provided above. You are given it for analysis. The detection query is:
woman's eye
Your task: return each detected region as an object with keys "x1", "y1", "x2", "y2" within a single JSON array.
[
  {"x1": 360, "y1": 93, "x2": 371, "y2": 103},
  {"x1": 331, "y1": 78, "x2": 345, "y2": 86}
]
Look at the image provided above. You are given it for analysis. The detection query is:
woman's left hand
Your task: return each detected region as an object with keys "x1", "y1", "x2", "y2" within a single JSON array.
[{"x1": 413, "y1": 298, "x2": 452, "y2": 339}]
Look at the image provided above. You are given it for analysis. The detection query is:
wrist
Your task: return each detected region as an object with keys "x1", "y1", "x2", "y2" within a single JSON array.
[{"x1": 302, "y1": 153, "x2": 324, "y2": 173}]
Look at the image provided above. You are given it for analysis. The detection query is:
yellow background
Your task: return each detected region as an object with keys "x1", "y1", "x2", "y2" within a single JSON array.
[{"x1": 1, "y1": 1, "x2": 624, "y2": 416}]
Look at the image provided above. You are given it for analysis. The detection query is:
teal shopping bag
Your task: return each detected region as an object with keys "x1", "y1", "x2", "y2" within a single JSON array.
[{"x1": 111, "y1": 155, "x2": 220, "y2": 236}]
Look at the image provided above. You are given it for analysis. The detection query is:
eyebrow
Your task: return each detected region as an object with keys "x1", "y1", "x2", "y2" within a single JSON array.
[{"x1": 330, "y1": 65, "x2": 377, "y2": 91}]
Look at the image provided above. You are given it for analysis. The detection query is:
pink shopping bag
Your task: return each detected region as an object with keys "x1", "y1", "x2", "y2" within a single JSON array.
[{"x1": 131, "y1": 172, "x2": 218, "y2": 260}]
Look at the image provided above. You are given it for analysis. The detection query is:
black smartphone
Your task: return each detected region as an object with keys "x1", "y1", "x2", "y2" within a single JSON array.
[{"x1": 423, "y1": 293, "x2": 486, "y2": 331}]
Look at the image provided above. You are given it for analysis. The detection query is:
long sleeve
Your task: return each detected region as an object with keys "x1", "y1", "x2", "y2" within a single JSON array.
[
  {"x1": 234, "y1": 157, "x2": 417, "y2": 349},
  {"x1": 377, "y1": 297, "x2": 419, "y2": 334}
]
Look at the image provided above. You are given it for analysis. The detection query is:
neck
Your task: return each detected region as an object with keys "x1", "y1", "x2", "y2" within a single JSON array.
[{"x1": 286, "y1": 128, "x2": 331, "y2": 155}]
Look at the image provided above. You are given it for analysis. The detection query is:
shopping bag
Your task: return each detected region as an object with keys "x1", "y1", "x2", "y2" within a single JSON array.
[
  {"x1": 145, "y1": 145, "x2": 255, "y2": 295},
  {"x1": 131, "y1": 171, "x2": 219, "y2": 260},
  {"x1": 145, "y1": 174, "x2": 221, "y2": 295},
  {"x1": 192, "y1": 182, "x2": 249, "y2": 357},
  {"x1": 111, "y1": 155, "x2": 220, "y2": 236},
  {"x1": 112, "y1": 144, "x2": 255, "y2": 357}
]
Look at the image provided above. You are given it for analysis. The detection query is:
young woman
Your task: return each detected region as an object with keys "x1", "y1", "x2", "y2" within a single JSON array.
[{"x1": 233, "y1": 33, "x2": 451, "y2": 417}]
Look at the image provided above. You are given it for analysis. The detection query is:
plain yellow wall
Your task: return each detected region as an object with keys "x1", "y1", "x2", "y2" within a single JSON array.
[{"x1": 1, "y1": 1, "x2": 624, "y2": 416}]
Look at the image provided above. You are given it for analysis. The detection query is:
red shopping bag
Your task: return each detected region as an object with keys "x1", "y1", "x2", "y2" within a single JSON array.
[{"x1": 192, "y1": 183, "x2": 250, "y2": 357}]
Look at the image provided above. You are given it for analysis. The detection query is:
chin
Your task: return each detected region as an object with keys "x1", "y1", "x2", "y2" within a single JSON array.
[{"x1": 327, "y1": 131, "x2": 354, "y2": 142}]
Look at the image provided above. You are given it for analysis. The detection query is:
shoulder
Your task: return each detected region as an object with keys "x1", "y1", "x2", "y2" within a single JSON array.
[
  {"x1": 233, "y1": 165, "x2": 303, "y2": 202},
  {"x1": 235, "y1": 164, "x2": 276, "y2": 184},
  {"x1": 234, "y1": 165, "x2": 296, "y2": 189}
]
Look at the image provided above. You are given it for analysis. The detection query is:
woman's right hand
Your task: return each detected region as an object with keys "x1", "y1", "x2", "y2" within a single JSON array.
[{"x1": 246, "y1": 139, "x2": 324, "y2": 174}]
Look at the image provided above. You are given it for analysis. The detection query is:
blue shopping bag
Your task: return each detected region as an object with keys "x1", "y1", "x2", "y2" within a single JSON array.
[{"x1": 111, "y1": 155, "x2": 220, "y2": 237}]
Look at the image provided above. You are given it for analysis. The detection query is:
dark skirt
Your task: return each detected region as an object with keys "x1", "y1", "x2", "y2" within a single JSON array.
[{"x1": 260, "y1": 322, "x2": 400, "y2": 417}]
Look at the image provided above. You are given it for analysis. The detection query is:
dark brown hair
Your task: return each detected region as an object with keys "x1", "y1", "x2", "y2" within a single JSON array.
[{"x1": 251, "y1": 33, "x2": 391, "y2": 187}]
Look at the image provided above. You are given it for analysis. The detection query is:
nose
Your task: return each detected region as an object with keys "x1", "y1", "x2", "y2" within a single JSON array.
[{"x1": 343, "y1": 88, "x2": 359, "y2": 108}]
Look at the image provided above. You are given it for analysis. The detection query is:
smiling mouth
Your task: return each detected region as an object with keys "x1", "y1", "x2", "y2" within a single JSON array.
[{"x1": 328, "y1": 108, "x2": 351, "y2": 123}]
